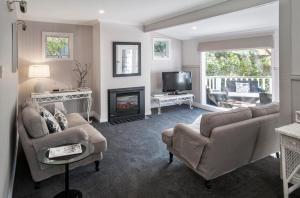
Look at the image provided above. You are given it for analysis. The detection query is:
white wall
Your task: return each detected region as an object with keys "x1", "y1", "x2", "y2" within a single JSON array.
[
  {"x1": 150, "y1": 32, "x2": 182, "y2": 94},
  {"x1": 99, "y1": 22, "x2": 152, "y2": 122},
  {"x1": 0, "y1": 1, "x2": 18, "y2": 197}
]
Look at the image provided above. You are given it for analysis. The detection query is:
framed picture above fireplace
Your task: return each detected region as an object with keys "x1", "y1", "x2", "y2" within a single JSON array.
[{"x1": 113, "y1": 42, "x2": 141, "y2": 77}]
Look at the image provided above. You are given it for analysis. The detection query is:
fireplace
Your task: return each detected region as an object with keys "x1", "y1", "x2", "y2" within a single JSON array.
[{"x1": 108, "y1": 86, "x2": 145, "y2": 124}]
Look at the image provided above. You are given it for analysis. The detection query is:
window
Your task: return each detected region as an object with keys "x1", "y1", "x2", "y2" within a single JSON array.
[
  {"x1": 42, "y1": 32, "x2": 73, "y2": 61},
  {"x1": 203, "y1": 49, "x2": 273, "y2": 108}
]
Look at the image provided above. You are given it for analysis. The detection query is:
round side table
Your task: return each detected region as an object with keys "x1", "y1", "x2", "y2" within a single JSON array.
[{"x1": 37, "y1": 141, "x2": 94, "y2": 198}]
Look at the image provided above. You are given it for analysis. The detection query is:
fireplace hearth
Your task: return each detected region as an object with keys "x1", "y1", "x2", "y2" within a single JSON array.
[{"x1": 108, "y1": 86, "x2": 145, "y2": 124}]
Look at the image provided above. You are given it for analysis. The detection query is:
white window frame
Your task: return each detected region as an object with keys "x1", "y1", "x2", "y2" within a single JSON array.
[{"x1": 42, "y1": 32, "x2": 74, "y2": 61}]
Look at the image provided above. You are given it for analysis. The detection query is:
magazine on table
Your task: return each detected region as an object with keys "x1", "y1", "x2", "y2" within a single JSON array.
[{"x1": 48, "y1": 143, "x2": 82, "y2": 159}]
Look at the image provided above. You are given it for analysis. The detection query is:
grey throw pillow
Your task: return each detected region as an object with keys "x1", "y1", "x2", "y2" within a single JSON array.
[
  {"x1": 54, "y1": 108, "x2": 68, "y2": 130},
  {"x1": 40, "y1": 107, "x2": 62, "y2": 133},
  {"x1": 22, "y1": 105, "x2": 49, "y2": 138},
  {"x1": 43, "y1": 102, "x2": 67, "y2": 115}
]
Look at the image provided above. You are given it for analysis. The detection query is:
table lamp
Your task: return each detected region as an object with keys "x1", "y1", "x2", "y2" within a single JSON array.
[{"x1": 28, "y1": 64, "x2": 50, "y2": 93}]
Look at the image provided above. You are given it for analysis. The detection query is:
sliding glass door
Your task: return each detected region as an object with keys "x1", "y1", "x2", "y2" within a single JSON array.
[{"x1": 202, "y1": 48, "x2": 274, "y2": 109}]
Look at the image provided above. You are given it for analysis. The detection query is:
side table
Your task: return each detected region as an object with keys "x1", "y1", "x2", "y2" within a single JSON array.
[
  {"x1": 276, "y1": 123, "x2": 300, "y2": 198},
  {"x1": 37, "y1": 141, "x2": 94, "y2": 198}
]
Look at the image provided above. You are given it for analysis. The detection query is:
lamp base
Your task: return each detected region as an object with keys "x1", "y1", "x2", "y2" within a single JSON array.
[{"x1": 34, "y1": 82, "x2": 46, "y2": 93}]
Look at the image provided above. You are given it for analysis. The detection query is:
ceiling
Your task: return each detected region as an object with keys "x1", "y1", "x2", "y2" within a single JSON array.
[
  {"x1": 18, "y1": 0, "x2": 227, "y2": 25},
  {"x1": 156, "y1": 2, "x2": 279, "y2": 40}
]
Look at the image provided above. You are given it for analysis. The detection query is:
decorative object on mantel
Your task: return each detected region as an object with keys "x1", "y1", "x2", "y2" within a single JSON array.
[
  {"x1": 28, "y1": 64, "x2": 50, "y2": 93},
  {"x1": 296, "y1": 111, "x2": 300, "y2": 123},
  {"x1": 113, "y1": 42, "x2": 141, "y2": 77},
  {"x1": 72, "y1": 60, "x2": 90, "y2": 88},
  {"x1": 153, "y1": 38, "x2": 171, "y2": 60}
]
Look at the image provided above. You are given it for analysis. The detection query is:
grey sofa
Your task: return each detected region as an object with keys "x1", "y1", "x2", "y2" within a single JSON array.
[
  {"x1": 162, "y1": 103, "x2": 280, "y2": 187},
  {"x1": 18, "y1": 103, "x2": 107, "y2": 187}
]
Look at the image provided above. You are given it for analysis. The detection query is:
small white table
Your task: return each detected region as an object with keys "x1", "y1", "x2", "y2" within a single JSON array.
[
  {"x1": 151, "y1": 94, "x2": 194, "y2": 114},
  {"x1": 276, "y1": 123, "x2": 300, "y2": 198},
  {"x1": 31, "y1": 90, "x2": 92, "y2": 122}
]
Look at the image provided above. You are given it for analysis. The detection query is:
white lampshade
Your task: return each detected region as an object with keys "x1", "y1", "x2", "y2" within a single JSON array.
[{"x1": 28, "y1": 65, "x2": 50, "y2": 78}]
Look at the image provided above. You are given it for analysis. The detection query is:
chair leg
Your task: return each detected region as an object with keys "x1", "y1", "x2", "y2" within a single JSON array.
[
  {"x1": 34, "y1": 181, "x2": 41, "y2": 189},
  {"x1": 205, "y1": 180, "x2": 212, "y2": 189},
  {"x1": 169, "y1": 152, "x2": 173, "y2": 164},
  {"x1": 276, "y1": 152, "x2": 280, "y2": 159},
  {"x1": 95, "y1": 160, "x2": 100, "y2": 171}
]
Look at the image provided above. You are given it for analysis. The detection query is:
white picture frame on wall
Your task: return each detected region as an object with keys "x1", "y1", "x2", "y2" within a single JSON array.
[
  {"x1": 42, "y1": 32, "x2": 74, "y2": 61},
  {"x1": 153, "y1": 38, "x2": 171, "y2": 60}
]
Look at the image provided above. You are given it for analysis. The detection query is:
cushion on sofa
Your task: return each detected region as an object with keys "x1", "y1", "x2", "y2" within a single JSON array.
[
  {"x1": 43, "y1": 102, "x2": 67, "y2": 115},
  {"x1": 54, "y1": 108, "x2": 68, "y2": 130},
  {"x1": 162, "y1": 128, "x2": 174, "y2": 146},
  {"x1": 22, "y1": 106, "x2": 49, "y2": 138},
  {"x1": 76, "y1": 124, "x2": 107, "y2": 153},
  {"x1": 66, "y1": 113, "x2": 88, "y2": 128},
  {"x1": 200, "y1": 107, "x2": 252, "y2": 137},
  {"x1": 250, "y1": 102, "x2": 279, "y2": 118},
  {"x1": 40, "y1": 107, "x2": 62, "y2": 133}
]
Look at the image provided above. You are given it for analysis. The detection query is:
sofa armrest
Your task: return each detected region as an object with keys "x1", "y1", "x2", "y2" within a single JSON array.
[
  {"x1": 32, "y1": 128, "x2": 89, "y2": 153},
  {"x1": 174, "y1": 123, "x2": 210, "y2": 145},
  {"x1": 172, "y1": 123, "x2": 210, "y2": 169}
]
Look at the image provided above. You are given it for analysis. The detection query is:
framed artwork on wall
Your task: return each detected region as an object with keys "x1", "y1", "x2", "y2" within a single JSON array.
[
  {"x1": 113, "y1": 42, "x2": 141, "y2": 77},
  {"x1": 153, "y1": 38, "x2": 171, "y2": 60},
  {"x1": 42, "y1": 32, "x2": 74, "y2": 61}
]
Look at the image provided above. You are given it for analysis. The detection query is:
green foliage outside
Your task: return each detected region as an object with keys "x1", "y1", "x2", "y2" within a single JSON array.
[
  {"x1": 206, "y1": 49, "x2": 272, "y2": 77},
  {"x1": 46, "y1": 36, "x2": 69, "y2": 58}
]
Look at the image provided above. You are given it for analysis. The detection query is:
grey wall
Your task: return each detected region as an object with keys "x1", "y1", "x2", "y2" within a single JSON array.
[
  {"x1": 279, "y1": 0, "x2": 300, "y2": 123},
  {"x1": 0, "y1": 1, "x2": 18, "y2": 197},
  {"x1": 18, "y1": 21, "x2": 96, "y2": 114},
  {"x1": 150, "y1": 32, "x2": 182, "y2": 94}
]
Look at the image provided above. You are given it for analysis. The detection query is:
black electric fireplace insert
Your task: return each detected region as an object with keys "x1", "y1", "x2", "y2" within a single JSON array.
[{"x1": 108, "y1": 86, "x2": 145, "y2": 124}]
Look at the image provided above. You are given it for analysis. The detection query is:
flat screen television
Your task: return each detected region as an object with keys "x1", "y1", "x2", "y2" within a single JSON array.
[{"x1": 162, "y1": 71, "x2": 192, "y2": 93}]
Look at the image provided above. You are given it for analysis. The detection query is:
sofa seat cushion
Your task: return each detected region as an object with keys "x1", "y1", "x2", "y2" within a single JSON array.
[
  {"x1": 200, "y1": 107, "x2": 252, "y2": 137},
  {"x1": 66, "y1": 113, "x2": 88, "y2": 128},
  {"x1": 162, "y1": 128, "x2": 174, "y2": 146},
  {"x1": 75, "y1": 124, "x2": 107, "y2": 153},
  {"x1": 22, "y1": 105, "x2": 49, "y2": 138},
  {"x1": 250, "y1": 102, "x2": 279, "y2": 118}
]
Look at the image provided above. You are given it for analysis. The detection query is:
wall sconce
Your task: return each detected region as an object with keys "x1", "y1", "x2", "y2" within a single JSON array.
[{"x1": 7, "y1": 0, "x2": 27, "y2": 13}]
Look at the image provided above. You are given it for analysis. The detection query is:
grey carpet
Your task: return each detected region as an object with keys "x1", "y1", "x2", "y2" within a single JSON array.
[{"x1": 13, "y1": 106, "x2": 300, "y2": 198}]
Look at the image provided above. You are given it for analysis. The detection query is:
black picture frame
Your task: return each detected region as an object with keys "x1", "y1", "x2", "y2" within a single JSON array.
[{"x1": 113, "y1": 42, "x2": 141, "y2": 77}]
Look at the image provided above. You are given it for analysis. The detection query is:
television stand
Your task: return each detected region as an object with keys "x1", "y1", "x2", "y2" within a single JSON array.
[
  {"x1": 151, "y1": 93, "x2": 194, "y2": 115},
  {"x1": 168, "y1": 91, "x2": 188, "y2": 95}
]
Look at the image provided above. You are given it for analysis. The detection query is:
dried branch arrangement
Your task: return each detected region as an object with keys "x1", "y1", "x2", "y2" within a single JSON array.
[{"x1": 73, "y1": 60, "x2": 90, "y2": 88}]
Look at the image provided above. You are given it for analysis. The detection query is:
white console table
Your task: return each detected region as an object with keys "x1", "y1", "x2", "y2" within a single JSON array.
[
  {"x1": 276, "y1": 123, "x2": 300, "y2": 198},
  {"x1": 151, "y1": 94, "x2": 194, "y2": 114},
  {"x1": 31, "y1": 90, "x2": 92, "y2": 122}
]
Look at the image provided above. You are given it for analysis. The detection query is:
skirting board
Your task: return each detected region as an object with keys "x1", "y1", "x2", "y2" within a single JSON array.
[{"x1": 80, "y1": 111, "x2": 101, "y2": 122}]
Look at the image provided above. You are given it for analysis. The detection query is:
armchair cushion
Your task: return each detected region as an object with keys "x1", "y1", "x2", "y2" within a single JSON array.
[
  {"x1": 66, "y1": 113, "x2": 88, "y2": 128},
  {"x1": 22, "y1": 105, "x2": 49, "y2": 138},
  {"x1": 43, "y1": 102, "x2": 67, "y2": 115},
  {"x1": 40, "y1": 107, "x2": 62, "y2": 133},
  {"x1": 200, "y1": 107, "x2": 252, "y2": 137},
  {"x1": 54, "y1": 108, "x2": 68, "y2": 130}
]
